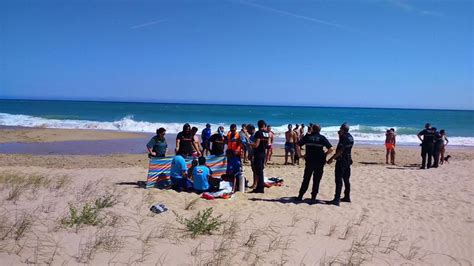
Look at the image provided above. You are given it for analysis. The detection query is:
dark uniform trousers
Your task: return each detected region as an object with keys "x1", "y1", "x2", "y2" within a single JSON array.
[
  {"x1": 334, "y1": 160, "x2": 351, "y2": 199},
  {"x1": 253, "y1": 152, "x2": 266, "y2": 192},
  {"x1": 421, "y1": 143, "x2": 434, "y2": 168},
  {"x1": 432, "y1": 143, "x2": 442, "y2": 168},
  {"x1": 298, "y1": 161, "x2": 324, "y2": 199}
]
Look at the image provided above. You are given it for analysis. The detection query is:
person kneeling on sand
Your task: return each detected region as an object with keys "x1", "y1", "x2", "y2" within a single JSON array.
[
  {"x1": 224, "y1": 150, "x2": 244, "y2": 191},
  {"x1": 192, "y1": 157, "x2": 216, "y2": 194},
  {"x1": 170, "y1": 152, "x2": 192, "y2": 192}
]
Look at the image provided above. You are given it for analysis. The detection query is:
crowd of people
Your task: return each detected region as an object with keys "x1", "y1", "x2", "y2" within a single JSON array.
[
  {"x1": 146, "y1": 121, "x2": 449, "y2": 205},
  {"x1": 146, "y1": 121, "x2": 354, "y2": 206},
  {"x1": 384, "y1": 123, "x2": 449, "y2": 168}
]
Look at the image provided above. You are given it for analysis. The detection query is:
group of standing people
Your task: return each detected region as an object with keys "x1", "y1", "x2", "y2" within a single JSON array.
[
  {"x1": 146, "y1": 121, "x2": 354, "y2": 206},
  {"x1": 294, "y1": 123, "x2": 354, "y2": 206},
  {"x1": 417, "y1": 123, "x2": 449, "y2": 169}
]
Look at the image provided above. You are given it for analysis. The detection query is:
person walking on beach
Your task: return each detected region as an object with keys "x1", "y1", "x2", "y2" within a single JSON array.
[
  {"x1": 439, "y1": 129, "x2": 449, "y2": 165},
  {"x1": 385, "y1": 128, "x2": 396, "y2": 165},
  {"x1": 208, "y1": 126, "x2": 226, "y2": 156},
  {"x1": 176, "y1": 124, "x2": 200, "y2": 157},
  {"x1": 201, "y1": 124, "x2": 212, "y2": 156},
  {"x1": 248, "y1": 120, "x2": 269, "y2": 193},
  {"x1": 417, "y1": 123, "x2": 436, "y2": 169},
  {"x1": 285, "y1": 124, "x2": 297, "y2": 165},
  {"x1": 327, "y1": 123, "x2": 354, "y2": 206},
  {"x1": 146, "y1": 128, "x2": 167, "y2": 158},
  {"x1": 265, "y1": 125, "x2": 274, "y2": 165},
  {"x1": 295, "y1": 124, "x2": 333, "y2": 203}
]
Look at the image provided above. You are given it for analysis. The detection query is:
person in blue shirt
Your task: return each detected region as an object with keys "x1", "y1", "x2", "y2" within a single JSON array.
[
  {"x1": 201, "y1": 124, "x2": 212, "y2": 156},
  {"x1": 170, "y1": 153, "x2": 189, "y2": 192},
  {"x1": 192, "y1": 157, "x2": 212, "y2": 193},
  {"x1": 225, "y1": 149, "x2": 244, "y2": 191}
]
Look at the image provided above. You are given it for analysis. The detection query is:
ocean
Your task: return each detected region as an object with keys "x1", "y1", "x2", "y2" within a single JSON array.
[{"x1": 1, "y1": 99, "x2": 473, "y2": 146}]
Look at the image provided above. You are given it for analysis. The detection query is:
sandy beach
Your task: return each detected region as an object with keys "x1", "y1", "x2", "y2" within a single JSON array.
[{"x1": 0, "y1": 127, "x2": 473, "y2": 265}]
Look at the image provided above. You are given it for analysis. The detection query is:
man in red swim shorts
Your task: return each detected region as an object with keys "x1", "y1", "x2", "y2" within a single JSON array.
[{"x1": 385, "y1": 128, "x2": 396, "y2": 165}]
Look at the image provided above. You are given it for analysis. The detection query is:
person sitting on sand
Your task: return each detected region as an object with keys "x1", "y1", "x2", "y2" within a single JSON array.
[
  {"x1": 176, "y1": 124, "x2": 200, "y2": 157},
  {"x1": 187, "y1": 159, "x2": 198, "y2": 180},
  {"x1": 146, "y1": 128, "x2": 167, "y2": 158},
  {"x1": 170, "y1": 153, "x2": 190, "y2": 192},
  {"x1": 385, "y1": 128, "x2": 396, "y2": 165},
  {"x1": 224, "y1": 149, "x2": 244, "y2": 191},
  {"x1": 285, "y1": 124, "x2": 297, "y2": 165},
  {"x1": 192, "y1": 156, "x2": 213, "y2": 193},
  {"x1": 209, "y1": 126, "x2": 226, "y2": 156}
]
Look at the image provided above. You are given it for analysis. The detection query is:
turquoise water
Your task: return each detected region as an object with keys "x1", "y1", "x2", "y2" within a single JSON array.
[{"x1": 0, "y1": 99, "x2": 473, "y2": 146}]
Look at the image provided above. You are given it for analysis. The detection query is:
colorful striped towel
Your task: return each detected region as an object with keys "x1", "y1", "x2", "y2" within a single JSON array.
[{"x1": 146, "y1": 155, "x2": 227, "y2": 189}]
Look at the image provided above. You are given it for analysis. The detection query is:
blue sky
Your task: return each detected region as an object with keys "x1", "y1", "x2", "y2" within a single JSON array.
[{"x1": 1, "y1": 0, "x2": 473, "y2": 110}]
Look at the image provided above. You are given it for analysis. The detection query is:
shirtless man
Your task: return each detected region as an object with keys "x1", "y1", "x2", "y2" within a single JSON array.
[
  {"x1": 265, "y1": 125, "x2": 274, "y2": 165},
  {"x1": 285, "y1": 124, "x2": 298, "y2": 165},
  {"x1": 293, "y1": 124, "x2": 301, "y2": 165},
  {"x1": 385, "y1": 128, "x2": 396, "y2": 165}
]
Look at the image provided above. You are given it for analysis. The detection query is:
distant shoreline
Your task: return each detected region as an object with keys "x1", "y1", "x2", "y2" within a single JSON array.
[
  {"x1": 0, "y1": 126, "x2": 472, "y2": 156},
  {"x1": 1, "y1": 98, "x2": 473, "y2": 112}
]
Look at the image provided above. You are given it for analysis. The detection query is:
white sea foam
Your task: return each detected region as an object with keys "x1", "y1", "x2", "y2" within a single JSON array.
[{"x1": 1, "y1": 113, "x2": 473, "y2": 146}]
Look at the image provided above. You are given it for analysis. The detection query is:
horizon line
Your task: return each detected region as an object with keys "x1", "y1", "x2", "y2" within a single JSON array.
[{"x1": 0, "y1": 97, "x2": 472, "y2": 112}]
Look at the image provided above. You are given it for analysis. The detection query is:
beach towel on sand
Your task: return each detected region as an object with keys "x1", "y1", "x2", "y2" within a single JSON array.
[
  {"x1": 264, "y1": 177, "x2": 284, "y2": 188},
  {"x1": 146, "y1": 155, "x2": 227, "y2": 189},
  {"x1": 201, "y1": 181, "x2": 234, "y2": 200}
]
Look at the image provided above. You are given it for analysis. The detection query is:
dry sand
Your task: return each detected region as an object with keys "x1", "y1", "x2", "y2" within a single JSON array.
[{"x1": 0, "y1": 128, "x2": 473, "y2": 265}]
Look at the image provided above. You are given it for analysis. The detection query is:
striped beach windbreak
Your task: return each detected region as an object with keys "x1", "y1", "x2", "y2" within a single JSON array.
[{"x1": 146, "y1": 155, "x2": 227, "y2": 189}]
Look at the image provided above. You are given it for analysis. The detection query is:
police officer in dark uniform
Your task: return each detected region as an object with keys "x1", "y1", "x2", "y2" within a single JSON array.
[
  {"x1": 432, "y1": 127, "x2": 443, "y2": 168},
  {"x1": 248, "y1": 120, "x2": 269, "y2": 193},
  {"x1": 417, "y1": 123, "x2": 436, "y2": 169},
  {"x1": 295, "y1": 124, "x2": 334, "y2": 203},
  {"x1": 327, "y1": 123, "x2": 354, "y2": 206}
]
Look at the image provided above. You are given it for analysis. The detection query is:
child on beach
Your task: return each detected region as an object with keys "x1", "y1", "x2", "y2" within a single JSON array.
[{"x1": 385, "y1": 128, "x2": 396, "y2": 165}]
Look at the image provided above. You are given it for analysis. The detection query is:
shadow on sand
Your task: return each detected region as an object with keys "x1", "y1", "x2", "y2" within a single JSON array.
[
  {"x1": 248, "y1": 197, "x2": 327, "y2": 205},
  {"x1": 115, "y1": 181, "x2": 146, "y2": 189}
]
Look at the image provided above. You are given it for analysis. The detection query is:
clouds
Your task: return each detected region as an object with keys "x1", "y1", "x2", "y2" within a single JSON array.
[
  {"x1": 237, "y1": 0, "x2": 357, "y2": 32},
  {"x1": 388, "y1": 0, "x2": 444, "y2": 17},
  {"x1": 130, "y1": 19, "x2": 166, "y2": 29}
]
